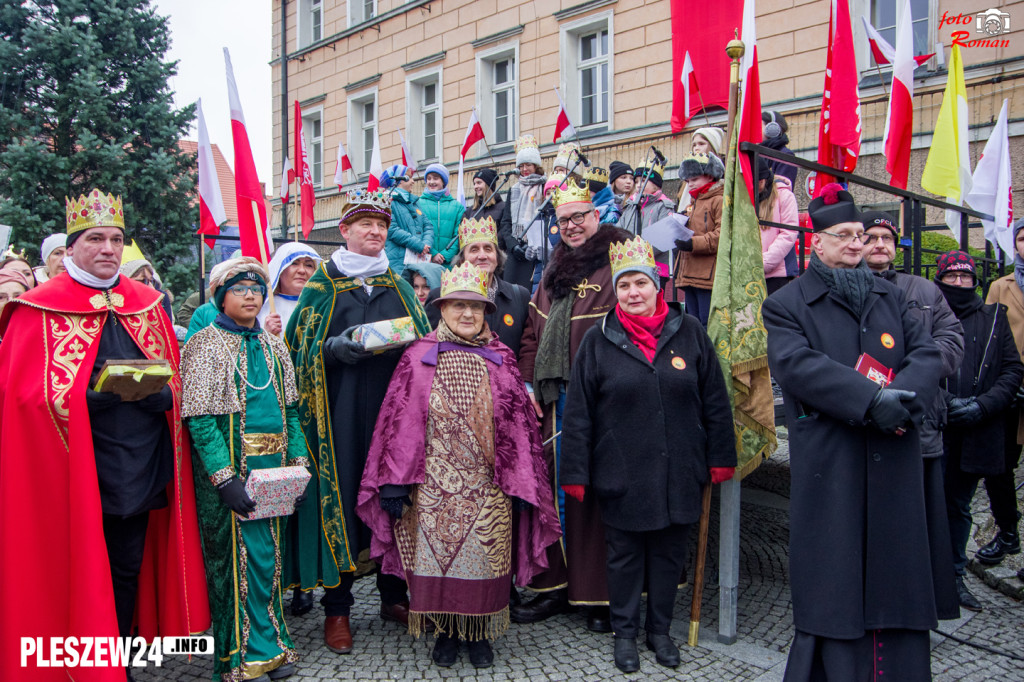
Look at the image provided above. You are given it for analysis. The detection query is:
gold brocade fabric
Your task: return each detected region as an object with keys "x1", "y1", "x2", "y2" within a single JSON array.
[{"x1": 242, "y1": 432, "x2": 287, "y2": 457}]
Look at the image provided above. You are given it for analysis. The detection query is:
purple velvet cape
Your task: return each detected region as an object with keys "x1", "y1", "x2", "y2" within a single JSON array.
[{"x1": 356, "y1": 331, "x2": 562, "y2": 585}]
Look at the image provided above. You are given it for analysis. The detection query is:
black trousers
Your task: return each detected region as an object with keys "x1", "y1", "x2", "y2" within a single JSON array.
[
  {"x1": 102, "y1": 511, "x2": 151, "y2": 638},
  {"x1": 604, "y1": 523, "x2": 691, "y2": 638},
  {"x1": 321, "y1": 571, "x2": 408, "y2": 617}
]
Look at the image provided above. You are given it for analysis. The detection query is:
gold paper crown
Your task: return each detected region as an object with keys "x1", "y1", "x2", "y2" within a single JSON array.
[
  {"x1": 557, "y1": 142, "x2": 581, "y2": 157},
  {"x1": 65, "y1": 189, "x2": 125, "y2": 236},
  {"x1": 635, "y1": 158, "x2": 665, "y2": 178},
  {"x1": 514, "y1": 134, "x2": 540, "y2": 153},
  {"x1": 459, "y1": 216, "x2": 498, "y2": 250},
  {"x1": 340, "y1": 189, "x2": 392, "y2": 223},
  {"x1": 583, "y1": 166, "x2": 609, "y2": 184},
  {"x1": 609, "y1": 236, "x2": 657, "y2": 278},
  {"x1": 551, "y1": 177, "x2": 592, "y2": 208},
  {"x1": 2, "y1": 245, "x2": 26, "y2": 261},
  {"x1": 440, "y1": 262, "x2": 488, "y2": 300}
]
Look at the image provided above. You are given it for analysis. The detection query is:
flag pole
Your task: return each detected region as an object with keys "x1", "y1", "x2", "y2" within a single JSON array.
[
  {"x1": 874, "y1": 63, "x2": 890, "y2": 98},
  {"x1": 252, "y1": 200, "x2": 276, "y2": 315},
  {"x1": 199, "y1": 240, "x2": 207, "y2": 305},
  {"x1": 292, "y1": 177, "x2": 299, "y2": 242},
  {"x1": 696, "y1": 87, "x2": 713, "y2": 128}
]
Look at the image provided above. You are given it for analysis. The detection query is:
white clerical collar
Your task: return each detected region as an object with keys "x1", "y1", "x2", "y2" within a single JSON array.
[{"x1": 330, "y1": 246, "x2": 389, "y2": 280}]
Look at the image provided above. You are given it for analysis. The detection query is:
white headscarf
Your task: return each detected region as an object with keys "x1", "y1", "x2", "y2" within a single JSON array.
[
  {"x1": 40, "y1": 233, "x2": 66, "y2": 263},
  {"x1": 267, "y1": 242, "x2": 322, "y2": 294}
]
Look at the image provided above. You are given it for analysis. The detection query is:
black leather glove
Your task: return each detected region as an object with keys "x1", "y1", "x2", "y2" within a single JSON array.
[
  {"x1": 868, "y1": 388, "x2": 916, "y2": 434},
  {"x1": 947, "y1": 397, "x2": 984, "y2": 426},
  {"x1": 85, "y1": 388, "x2": 122, "y2": 410},
  {"x1": 293, "y1": 491, "x2": 307, "y2": 509},
  {"x1": 323, "y1": 326, "x2": 373, "y2": 365},
  {"x1": 512, "y1": 244, "x2": 528, "y2": 261},
  {"x1": 136, "y1": 385, "x2": 173, "y2": 412},
  {"x1": 380, "y1": 495, "x2": 412, "y2": 520},
  {"x1": 217, "y1": 477, "x2": 257, "y2": 515},
  {"x1": 1015, "y1": 385, "x2": 1024, "y2": 406},
  {"x1": 675, "y1": 238, "x2": 693, "y2": 252}
]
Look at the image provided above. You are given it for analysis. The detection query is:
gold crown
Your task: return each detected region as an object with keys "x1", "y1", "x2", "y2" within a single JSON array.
[
  {"x1": 2, "y1": 245, "x2": 25, "y2": 261},
  {"x1": 551, "y1": 177, "x2": 592, "y2": 208},
  {"x1": 459, "y1": 216, "x2": 498, "y2": 250},
  {"x1": 514, "y1": 134, "x2": 539, "y2": 153},
  {"x1": 635, "y1": 158, "x2": 665, "y2": 177},
  {"x1": 340, "y1": 189, "x2": 392, "y2": 223},
  {"x1": 66, "y1": 189, "x2": 125, "y2": 236},
  {"x1": 440, "y1": 262, "x2": 488, "y2": 300},
  {"x1": 583, "y1": 166, "x2": 609, "y2": 184},
  {"x1": 609, "y1": 236, "x2": 657, "y2": 278}
]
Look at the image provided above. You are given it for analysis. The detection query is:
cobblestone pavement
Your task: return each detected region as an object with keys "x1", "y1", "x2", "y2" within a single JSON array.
[{"x1": 149, "y1": 439, "x2": 1024, "y2": 681}]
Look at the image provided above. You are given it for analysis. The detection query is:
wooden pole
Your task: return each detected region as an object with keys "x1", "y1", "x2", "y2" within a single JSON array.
[
  {"x1": 874, "y1": 63, "x2": 890, "y2": 98},
  {"x1": 292, "y1": 177, "x2": 299, "y2": 242},
  {"x1": 252, "y1": 200, "x2": 276, "y2": 314},
  {"x1": 688, "y1": 482, "x2": 713, "y2": 646},
  {"x1": 198, "y1": 240, "x2": 206, "y2": 305}
]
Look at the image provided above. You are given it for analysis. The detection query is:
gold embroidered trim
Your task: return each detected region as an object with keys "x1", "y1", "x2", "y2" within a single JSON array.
[
  {"x1": 242, "y1": 432, "x2": 287, "y2": 457},
  {"x1": 88, "y1": 291, "x2": 126, "y2": 310},
  {"x1": 209, "y1": 467, "x2": 235, "y2": 487}
]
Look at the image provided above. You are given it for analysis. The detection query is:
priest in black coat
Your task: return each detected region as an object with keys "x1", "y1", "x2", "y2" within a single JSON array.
[{"x1": 762, "y1": 184, "x2": 943, "y2": 681}]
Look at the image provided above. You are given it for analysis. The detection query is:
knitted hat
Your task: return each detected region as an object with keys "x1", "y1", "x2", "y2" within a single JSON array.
[
  {"x1": 40, "y1": 233, "x2": 66, "y2": 263},
  {"x1": 380, "y1": 164, "x2": 411, "y2": 190},
  {"x1": 473, "y1": 168, "x2": 499, "y2": 190},
  {"x1": 861, "y1": 210, "x2": 899, "y2": 237},
  {"x1": 423, "y1": 163, "x2": 449, "y2": 188},
  {"x1": 756, "y1": 156, "x2": 774, "y2": 184},
  {"x1": 515, "y1": 134, "x2": 542, "y2": 168},
  {"x1": 935, "y1": 250, "x2": 976, "y2": 285},
  {"x1": 635, "y1": 158, "x2": 666, "y2": 188},
  {"x1": 213, "y1": 258, "x2": 269, "y2": 312},
  {"x1": 1014, "y1": 217, "x2": 1024, "y2": 240},
  {"x1": 807, "y1": 183, "x2": 860, "y2": 232},
  {"x1": 678, "y1": 153, "x2": 725, "y2": 181},
  {"x1": 553, "y1": 142, "x2": 582, "y2": 172},
  {"x1": 692, "y1": 127, "x2": 725, "y2": 155},
  {"x1": 608, "y1": 161, "x2": 633, "y2": 185}
]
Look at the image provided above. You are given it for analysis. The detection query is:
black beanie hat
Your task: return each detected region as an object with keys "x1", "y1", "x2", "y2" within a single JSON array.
[
  {"x1": 807, "y1": 183, "x2": 860, "y2": 232},
  {"x1": 608, "y1": 161, "x2": 633, "y2": 185},
  {"x1": 214, "y1": 269, "x2": 268, "y2": 312},
  {"x1": 861, "y1": 210, "x2": 899, "y2": 236},
  {"x1": 474, "y1": 168, "x2": 499, "y2": 190}
]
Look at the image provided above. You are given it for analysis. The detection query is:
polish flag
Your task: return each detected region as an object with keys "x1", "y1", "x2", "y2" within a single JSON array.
[
  {"x1": 196, "y1": 98, "x2": 227, "y2": 249},
  {"x1": 224, "y1": 48, "x2": 272, "y2": 261},
  {"x1": 882, "y1": 0, "x2": 915, "y2": 189},
  {"x1": 680, "y1": 51, "x2": 698, "y2": 128},
  {"x1": 334, "y1": 142, "x2": 352, "y2": 190},
  {"x1": 367, "y1": 127, "x2": 383, "y2": 192},
  {"x1": 294, "y1": 100, "x2": 316, "y2": 238},
  {"x1": 736, "y1": 0, "x2": 763, "y2": 203},
  {"x1": 862, "y1": 16, "x2": 934, "y2": 67},
  {"x1": 553, "y1": 87, "x2": 577, "y2": 143},
  {"x1": 398, "y1": 128, "x2": 417, "y2": 171},
  {"x1": 966, "y1": 100, "x2": 1013, "y2": 258},
  {"x1": 280, "y1": 156, "x2": 294, "y2": 202},
  {"x1": 815, "y1": 0, "x2": 862, "y2": 194},
  {"x1": 456, "y1": 108, "x2": 486, "y2": 206}
]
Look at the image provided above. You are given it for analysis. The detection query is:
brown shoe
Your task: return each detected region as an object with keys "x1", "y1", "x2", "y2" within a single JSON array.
[
  {"x1": 324, "y1": 616, "x2": 353, "y2": 654},
  {"x1": 380, "y1": 601, "x2": 410, "y2": 626}
]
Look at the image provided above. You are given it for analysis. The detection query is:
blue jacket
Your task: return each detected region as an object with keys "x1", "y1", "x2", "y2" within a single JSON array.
[
  {"x1": 418, "y1": 191, "x2": 465, "y2": 268},
  {"x1": 385, "y1": 189, "x2": 434, "y2": 276},
  {"x1": 593, "y1": 185, "x2": 621, "y2": 225}
]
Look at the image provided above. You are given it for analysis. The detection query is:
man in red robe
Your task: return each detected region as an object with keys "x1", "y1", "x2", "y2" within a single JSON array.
[{"x1": 0, "y1": 189, "x2": 209, "y2": 682}]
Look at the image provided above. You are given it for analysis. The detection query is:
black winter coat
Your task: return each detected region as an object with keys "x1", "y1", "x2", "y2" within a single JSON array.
[
  {"x1": 940, "y1": 290, "x2": 1024, "y2": 476},
  {"x1": 763, "y1": 267, "x2": 943, "y2": 638},
  {"x1": 560, "y1": 303, "x2": 736, "y2": 532},
  {"x1": 424, "y1": 276, "x2": 531, "y2": 356}
]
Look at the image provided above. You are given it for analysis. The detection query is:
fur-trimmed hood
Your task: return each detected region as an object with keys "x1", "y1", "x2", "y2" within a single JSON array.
[{"x1": 543, "y1": 224, "x2": 633, "y2": 300}]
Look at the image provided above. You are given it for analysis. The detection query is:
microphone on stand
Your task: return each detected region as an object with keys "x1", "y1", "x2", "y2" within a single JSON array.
[{"x1": 503, "y1": 168, "x2": 521, "y2": 178}]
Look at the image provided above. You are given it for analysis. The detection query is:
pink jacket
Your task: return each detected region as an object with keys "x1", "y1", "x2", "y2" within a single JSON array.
[{"x1": 760, "y1": 176, "x2": 798, "y2": 279}]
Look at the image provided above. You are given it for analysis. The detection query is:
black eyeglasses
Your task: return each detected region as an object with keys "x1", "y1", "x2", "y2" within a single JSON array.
[{"x1": 556, "y1": 211, "x2": 591, "y2": 229}]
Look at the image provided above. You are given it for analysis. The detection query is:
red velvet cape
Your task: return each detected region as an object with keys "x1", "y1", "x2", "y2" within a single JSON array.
[{"x1": 0, "y1": 274, "x2": 210, "y2": 682}]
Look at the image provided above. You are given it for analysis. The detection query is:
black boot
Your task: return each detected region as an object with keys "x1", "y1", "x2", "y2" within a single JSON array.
[
  {"x1": 290, "y1": 589, "x2": 314, "y2": 616},
  {"x1": 467, "y1": 638, "x2": 494, "y2": 668},
  {"x1": 645, "y1": 633, "x2": 681, "y2": 667},
  {"x1": 431, "y1": 633, "x2": 460, "y2": 667},
  {"x1": 510, "y1": 589, "x2": 570, "y2": 623},
  {"x1": 586, "y1": 605, "x2": 611, "y2": 633},
  {"x1": 613, "y1": 636, "x2": 640, "y2": 673},
  {"x1": 975, "y1": 531, "x2": 1020, "y2": 565},
  {"x1": 956, "y1": 576, "x2": 983, "y2": 612}
]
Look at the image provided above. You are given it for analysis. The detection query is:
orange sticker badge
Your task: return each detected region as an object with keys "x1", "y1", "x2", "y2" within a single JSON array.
[
  {"x1": 672, "y1": 357, "x2": 686, "y2": 370},
  {"x1": 550, "y1": 226, "x2": 559, "y2": 234},
  {"x1": 880, "y1": 333, "x2": 895, "y2": 349},
  {"x1": 503, "y1": 314, "x2": 514, "y2": 327}
]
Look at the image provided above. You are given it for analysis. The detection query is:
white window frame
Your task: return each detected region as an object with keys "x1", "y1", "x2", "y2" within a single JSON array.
[
  {"x1": 852, "y1": 0, "x2": 938, "y2": 74},
  {"x1": 296, "y1": 0, "x2": 324, "y2": 49},
  {"x1": 348, "y1": 0, "x2": 377, "y2": 28},
  {"x1": 559, "y1": 11, "x2": 614, "y2": 131},
  {"x1": 347, "y1": 88, "x2": 378, "y2": 176},
  {"x1": 405, "y1": 67, "x2": 444, "y2": 165},
  {"x1": 301, "y1": 105, "x2": 324, "y2": 188},
  {"x1": 475, "y1": 42, "x2": 520, "y2": 146}
]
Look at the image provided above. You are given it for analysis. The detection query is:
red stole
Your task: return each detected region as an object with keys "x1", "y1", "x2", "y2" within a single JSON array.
[{"x1": 615, "y1": 293, "x2": 669, "y2": 362}]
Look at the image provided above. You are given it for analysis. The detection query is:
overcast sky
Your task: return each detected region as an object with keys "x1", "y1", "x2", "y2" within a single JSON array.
[{"x1": 154, "y1": 0, "x2": 274, "y2": 185}]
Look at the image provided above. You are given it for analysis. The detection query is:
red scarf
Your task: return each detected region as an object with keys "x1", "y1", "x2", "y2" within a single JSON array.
[
  {"x1": 689, "y1": 179, "x2": 715, "y2": 199},
  {"x1": 615, "y1": 292, "x2": 669, "y2": 362}
]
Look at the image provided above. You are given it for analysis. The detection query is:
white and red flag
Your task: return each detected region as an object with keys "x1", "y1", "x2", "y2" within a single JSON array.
[
  {"x1": 736, "y1": 0, "x2": 763, "y2": 203},
  {"x1": 815, "y1": 0, "x2": 862, "y2": 194},
  {"x1": 882, "y1": 0, "x2": 915, "y2": 190},
  {"x1": 280, "y1": 156, "x2": 294, "y2": 202},
  {"x1": 553, "y1": 87, "x2": 576, "y2": 143},
  {"x1": 966, "y1": 99, "x2": 1013, "y2": 258},
  {"x1": 456, "y1": 108, "x2": 486, "y2": 206},
  {"x1": 293, "y1": 99, "x2": 316, "y2": 238},
  {"x1": 366, "y1": 126, "x2": 383, "y2": 191},
  {"x1": 224, "y1": 48, "x2": 272, "y2": 261},
  {"x1": 197, "y1": 98, "x2": 227, "y2": 249},
  {"x1": 334, "y1": 142, "x2": 352, "y2": 190},
  {"x1": 680, "y1": 51, "x2": 699, "y2": 128},
  {"x1": 398, "y1": 128, "x2": 417, "y2": 171},
  {"x1": 862, "y1": 16, "x2": 934, "y2": 67}
]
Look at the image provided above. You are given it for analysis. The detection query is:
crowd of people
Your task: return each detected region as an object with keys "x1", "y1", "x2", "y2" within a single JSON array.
[{"x1": 0, "y1": 112, "x2": 1021, "y2": 682}]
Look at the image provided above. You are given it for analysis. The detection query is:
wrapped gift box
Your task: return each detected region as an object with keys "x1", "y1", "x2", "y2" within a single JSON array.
[
  {"x1": 351, "y1": 316, "x2": 417, "y2": 352},
  {"x1": 241, "y1": 466, "x2": 312, "y2": 521},
  {"x1": 94, "y1": 359, "x2": 174, "y2": 402}
]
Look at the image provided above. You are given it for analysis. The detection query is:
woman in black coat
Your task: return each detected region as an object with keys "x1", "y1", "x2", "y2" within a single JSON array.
[{"x1": 560, "y1": 237, "x2": 736, "y2": 674}]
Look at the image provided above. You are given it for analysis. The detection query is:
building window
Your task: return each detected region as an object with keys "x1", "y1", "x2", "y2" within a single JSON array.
[
  {"x1": 559, "y1": 13, "x2": 613, "y2": 131},
  {"x1": 349, "y1": 91, "x2": 377, "y2": 175},
  {"x1": 421, "y1": 83, "x2": 438, "y2": 160},
  {"x1": 407, "y1": 70, "x2": 443, "y2": 164},
  {"x1": 361, "y1": 100, "x2": 375, "y2": 170},
  {"x1": 349, "y1": 0, "x2": 376, "y2": 27},
  {"x1": 869, "y1": 0, "x2": 931, "y2": 64},
  {"x1": 298, "y1": 0, "x2": 323, "y2": 48},
  {"x1": 475, "y1": 44, "x2": 519, "y2": 146},
  {"x1": 302, "y1": 109, "x2": 323, "y2": 187}
]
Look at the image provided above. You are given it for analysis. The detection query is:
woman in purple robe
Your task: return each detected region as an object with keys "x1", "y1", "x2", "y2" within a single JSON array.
[{"x1": 357, "y1": 262, "x2": 561, "y2": 670}]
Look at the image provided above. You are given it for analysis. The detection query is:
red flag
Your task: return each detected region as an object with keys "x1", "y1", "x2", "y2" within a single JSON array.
[
  {"x1": 367, "y1": 127, "x2": 383, "y2": 191},
  {"x1": 883, "y1": 0, "x2": 915, "y2": 189},
  {"x1": 196, "y1": 98, "x2": 227, "y2": 249},
  {"x1": 671, "y1": 0, "x2": 742, "y2": 133},
  {"x1": 293, "y1": 100, "x2": 316, "y2": 238},
  {"x1": 280, "y1": 155, "x2": 293, "y2": 202},
  {"x1": 334, "y1": 142, "x2": 352, "y2": 190},
  {"x1": 457, "y1": 108, "x2": 486, "y2": 206},
  {"x1": 815, "y1": 0, "x2": 862, "y2": 194},
  {"x1": 737, "y1": 0, "x2": 762, "y2": 204},
  {"x1": 225, "y1": 48, "x2": 272, "y2": 261},
  {"x1": 553, "y1": 88, "x2": 576, "y2": 143},
  {"x1": 398, "y1": 128, "x2": 416, "y2": 171}
]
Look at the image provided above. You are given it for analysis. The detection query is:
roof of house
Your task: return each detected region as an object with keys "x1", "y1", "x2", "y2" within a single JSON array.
[{"x1": 178, "y1": 140, "x2": 273, "y2": 228}]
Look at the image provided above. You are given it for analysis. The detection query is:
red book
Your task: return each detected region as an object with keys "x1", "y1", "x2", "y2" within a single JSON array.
[{"x1": 856, "y1": 353, "x2": 894, "y2": 387}]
